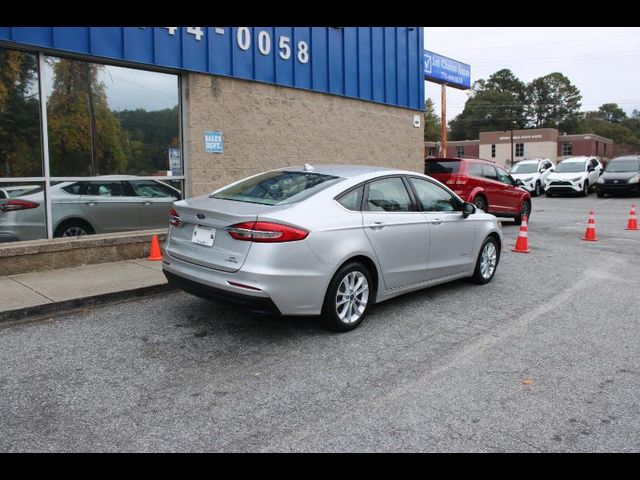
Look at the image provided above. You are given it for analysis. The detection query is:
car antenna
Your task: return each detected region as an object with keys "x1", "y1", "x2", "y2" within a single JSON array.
[{"x1": 304, "y1": 163, "x2": 315, "y2": 172}]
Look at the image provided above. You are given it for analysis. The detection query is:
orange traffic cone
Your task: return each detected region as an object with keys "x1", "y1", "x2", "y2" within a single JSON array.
[
  {"x1": 148, "y1": 234, "x2": 163, "y2": 261},
  {"x1": 512, "y1": 215, "x2": 530, "y2": 253},
  {"x1": 582, "y1": 210, "x2": 598, "y2": 241},
  {"x1": 625, "y1": 204, "x2": 639, "y2": 230}
]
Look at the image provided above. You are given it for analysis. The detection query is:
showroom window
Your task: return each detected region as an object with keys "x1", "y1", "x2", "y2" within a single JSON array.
[
  {"x1": 562, "y1": 142, "x2": 572, "y2": 156},
  {"x1": 515, "y1": 143, "x2": 524, "y2": 157},
  {"x1": 0, "y1": 46, "x2": 183, "y2": 243}
]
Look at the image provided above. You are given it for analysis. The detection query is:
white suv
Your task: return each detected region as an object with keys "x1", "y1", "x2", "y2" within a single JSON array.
[
  {"x1": 545, "y1": 156, "x2": 604, "y2": 197},
  {"x1": 510, "y1": 158, "x2": 556, "y2": 196}
]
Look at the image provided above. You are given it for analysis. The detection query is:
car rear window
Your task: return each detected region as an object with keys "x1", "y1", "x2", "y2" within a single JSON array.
[
  {"x1": 426, "y1": 160, "x2": 461, "y2": 175},
  {"x1": 212, "y1": 171, "x2": 342, "y2": 205}
]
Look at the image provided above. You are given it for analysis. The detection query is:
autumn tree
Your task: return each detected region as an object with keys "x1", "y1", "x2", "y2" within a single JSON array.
[
  {"x1": 0, "y1": 49, "x2": 41, "y2": 177},
  {"x1": 46, "y1": 58, "x2": 128, "y2": 176}
]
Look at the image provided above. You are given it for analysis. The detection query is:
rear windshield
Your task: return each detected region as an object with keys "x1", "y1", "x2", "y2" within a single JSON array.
[
  {"x1": 211, "y1": 171, "x2": 341, "y2": 205},
  {"x1": 511, "y1": 163, "x2": 538, "y2": 174},
  {"x1": 426, "y1": 160, "x2": 461, "y2": 175},
  {"x1": 606, "y1": 159, "x2": 640, "y2": 172}
]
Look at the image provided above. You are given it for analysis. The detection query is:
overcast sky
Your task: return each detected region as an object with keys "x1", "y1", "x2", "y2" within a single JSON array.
[{"x1": 424, "y1": 27, "x2": 640, "y2": 126}]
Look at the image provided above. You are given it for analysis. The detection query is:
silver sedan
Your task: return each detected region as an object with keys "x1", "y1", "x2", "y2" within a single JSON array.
[{"x1": 162, "y1": 165, "x2": 503, "y2": 331}]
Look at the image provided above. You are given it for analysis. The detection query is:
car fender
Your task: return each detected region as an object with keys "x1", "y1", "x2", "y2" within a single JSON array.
[
  {"x1": 325, "y1": 249, "x2": 385, "y2": 302},
  {"x1": 468, "y1": 186, "x2": 488, "y2": 204}
]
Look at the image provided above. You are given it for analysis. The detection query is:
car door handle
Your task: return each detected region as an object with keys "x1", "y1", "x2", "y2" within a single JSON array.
[
  {"x1": 85, "y1": 202, "x2": 97, "y2": 206},
  {"x1": 367, "y1": 221, "x2": 385, "y2": 230},
  {"x1": 143, "y1": 201, "x2": 152, "y2": 206},
  {"x1": 430, "y1": 218, "x2": 443, "y2": 225}
]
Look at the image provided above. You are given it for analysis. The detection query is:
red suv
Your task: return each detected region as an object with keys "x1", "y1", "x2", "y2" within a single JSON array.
[{"x1": 425, "y1": 157, "x2": 532, "y2": 224}]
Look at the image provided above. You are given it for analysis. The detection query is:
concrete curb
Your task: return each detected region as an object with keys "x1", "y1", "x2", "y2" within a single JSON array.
[{"x1": 0, "y1": 283, "x2": 176, "y2": 325}]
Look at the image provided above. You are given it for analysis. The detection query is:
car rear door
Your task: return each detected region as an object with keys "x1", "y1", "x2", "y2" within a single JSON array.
[
  {"x1": 480, "y1": 164, "x2": 502, "y2": 212},
  {"x1": 362, "y1": 176, "x2": 430, "y2": 289},
  {"x1": 407, "y1": 176, "x2": 476, "y2": 279},
  {"x1": 79, "y1": 181, "x2": 142, "y2": 233}
]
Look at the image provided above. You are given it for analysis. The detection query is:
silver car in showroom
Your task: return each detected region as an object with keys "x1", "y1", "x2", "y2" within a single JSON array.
[{"x1": 163, "y1": 165, "x2": 504, "y2": 331}]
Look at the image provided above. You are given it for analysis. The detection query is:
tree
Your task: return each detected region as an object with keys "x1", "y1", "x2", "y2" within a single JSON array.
[
  {"x1": 46, "y1": 58, "x2": 128, "y2": 176},
  {"x1": 448, "y1": 69, "x2": 527, "y2": 140},
  {"x1": 0, "y1": 50, "x2": 41, "y2": 177},
  {"x1": 423, "y1": 98, "x2": 441, "y2": 142},
  {"x1": 597, "y1": 103, "x2": 627, "y2": 123},
  {"x1": 525, "y1": 72, "x2": 582, "y2": 129}
]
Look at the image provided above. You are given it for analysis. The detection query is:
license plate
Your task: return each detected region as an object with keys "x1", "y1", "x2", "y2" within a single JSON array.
[{"x1": 191, "y1": 225, "x2": 216, "y2": 247}]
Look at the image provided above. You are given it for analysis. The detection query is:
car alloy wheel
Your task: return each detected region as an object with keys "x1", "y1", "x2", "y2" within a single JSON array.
[
  {"x1": 335, "y1": 271, "x2": 369, "y2": 324},
  {"x1": 62, "y1": 226, "x2": 89, "y2": 237},
  {"x1": 480, "y1": 242, "x2": 497, "y2": 280}
]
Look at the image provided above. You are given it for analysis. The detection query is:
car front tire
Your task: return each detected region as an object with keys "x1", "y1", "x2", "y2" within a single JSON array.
[
  {"x1": 321, "y1": 261, "x2": 373, "y2": 332},
  {"x1": 534, "y1": 181, "x2": 541, "y2": 197}
]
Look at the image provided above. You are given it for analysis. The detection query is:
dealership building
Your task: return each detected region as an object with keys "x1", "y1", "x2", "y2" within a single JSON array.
[
  {"x1": 0, "y1": 27, "x2": 425, "y2": 250},
  {"x1": 425, "y1": 128, "x2": 613, "y2": 168}
]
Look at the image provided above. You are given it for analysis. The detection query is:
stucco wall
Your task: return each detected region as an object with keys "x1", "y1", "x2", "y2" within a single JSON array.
[{"x1": 184, "y1": 73, "x2": 424, "y2": 196}]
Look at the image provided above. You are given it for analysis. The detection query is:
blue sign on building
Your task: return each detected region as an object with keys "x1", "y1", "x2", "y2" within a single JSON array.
[
  {"x1": 423, "y1": 50, "x2": 471, "y2": 90},
  {"x1": 204, "y1": 132, "x2": 223, "y2": 153},
  {"x1": 0, "y1": 27, "x2": 425, "y2": 111}
]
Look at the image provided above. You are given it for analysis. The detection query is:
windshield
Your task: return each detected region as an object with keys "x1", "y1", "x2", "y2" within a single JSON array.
[
  {"x1": 606, "y1": 159, "x2": 640, "y2": 173},
  {"x1": 510, "y1": 163, "x2": 538, "y2": 174},
  {"x1": 555, "y1": 161, "x2": 585, "y2": 173},
  {"x1": 212, "y1": 171, "x2": 341, "y2": 205},
  {"x1": 425, "y1": 160, "x2": 461, "y2": 174}
]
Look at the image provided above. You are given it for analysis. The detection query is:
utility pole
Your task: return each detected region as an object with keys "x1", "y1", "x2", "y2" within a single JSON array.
[
  {"x1": 440, "y1": 84, "x2": 447, "y2": 158},
  {"x1": 510, "y1": 129, "x2": 514, "y2": 168}
]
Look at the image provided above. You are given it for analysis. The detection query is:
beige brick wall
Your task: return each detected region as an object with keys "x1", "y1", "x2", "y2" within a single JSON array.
[{"x1": 184, "y1": 73, "x2": 424, "y2": 197}]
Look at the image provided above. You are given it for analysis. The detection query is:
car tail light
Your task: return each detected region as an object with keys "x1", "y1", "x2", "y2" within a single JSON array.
[
  {"x1": 0, "y1": 199, "x2": 40, "y2": 212},
  {"x1": 225, "y1": 221, "x2": 309, "y2": 243},
  {"x1": 169, "y1": 208, "x2": 183, "y2": 227}
]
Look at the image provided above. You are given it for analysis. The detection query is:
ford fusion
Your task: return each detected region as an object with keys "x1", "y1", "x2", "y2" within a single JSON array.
[{"x1": 162, "y1": 165, "x2": 504, "y2": 331}]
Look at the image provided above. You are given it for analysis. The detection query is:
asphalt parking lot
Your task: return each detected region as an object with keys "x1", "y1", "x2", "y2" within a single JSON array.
[{"x1": 1, "y1": 194, "x2": 639, "y2": 452}]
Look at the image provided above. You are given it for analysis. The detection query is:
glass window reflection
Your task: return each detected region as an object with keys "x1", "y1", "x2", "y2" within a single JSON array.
[{"x1": 0, "y1": 48, "x2": 42, "y2": 178}]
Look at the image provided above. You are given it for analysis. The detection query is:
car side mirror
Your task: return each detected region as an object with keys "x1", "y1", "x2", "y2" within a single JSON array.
[
  {"x1": 515, "y1": 179, "x2": 524, "y2": 186},
  {"x1": 549, "y1": 167, "x2": 555, "y2": 171},
  {"x1": 462, "y1": 202, "x2": 476, "y2": 218},
  {"x1": 588, "y1": 167, "x2": 595, "y2": 172}
]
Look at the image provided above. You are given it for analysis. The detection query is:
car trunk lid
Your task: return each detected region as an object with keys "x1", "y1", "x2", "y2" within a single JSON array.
[{"x1": 166, "y1": 196, "x2": 277, "y2": 272}]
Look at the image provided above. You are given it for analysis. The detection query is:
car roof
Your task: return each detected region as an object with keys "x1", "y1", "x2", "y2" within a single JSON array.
[
  {"x1": 561, "y1": 156, "x2": 591, "y2": 163},
  {"x1": 281, "y1": 164, "x2": 413, "y2": 179}
]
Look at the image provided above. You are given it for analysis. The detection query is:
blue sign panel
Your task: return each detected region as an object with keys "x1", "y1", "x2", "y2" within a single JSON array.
[
  {"x1": 204, "y1": 131, "x2": 224, "y2": 153},
  {"x1": 423, "y1": 50, "x2": 471, "y2": 90},
  {"x1": 0, "y1": 27, "x2": 425, "y2": 111}
]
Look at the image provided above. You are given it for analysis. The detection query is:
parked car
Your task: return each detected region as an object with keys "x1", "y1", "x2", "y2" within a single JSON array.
[
  {"x1": 596, "y1": 155, "x2": 640, "y2": 197},
  {"x1": 509, "y1": 158, "x2": 556, "y2": 196},
  {"x1": 425, "y1": 157, "x2": 532, "y2": 224},
  {"x1": 162, "y1": 165, "x2": 503, "y2": 332},
  {"x1": 544, "y1": 156, "x2": 603, "y2": 197},
  {"x1": 0, "y1": 185, "x2": 41, "y2": 199},
  {"x1": 0, "y1": 176, "x2": 181, "y2": 242}
]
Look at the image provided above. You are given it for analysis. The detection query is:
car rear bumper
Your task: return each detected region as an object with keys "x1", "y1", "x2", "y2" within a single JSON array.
[{"x1": 163, "y1": 269, "x2": 281, "y2": 315}]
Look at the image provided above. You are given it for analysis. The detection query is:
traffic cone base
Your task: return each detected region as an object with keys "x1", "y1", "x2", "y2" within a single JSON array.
[
  {"x1": 625, "y1": 204, "x2": 639, "y2": 230},
  {"x1": 582, "y1": 210, "x2": 598, "y2": 241},
  {"x1": 512, "y1": 215, "x2": 530, "y2": 253},
  {"x1": 148, "y1": 234, "x2": 162, "y2": 261}
]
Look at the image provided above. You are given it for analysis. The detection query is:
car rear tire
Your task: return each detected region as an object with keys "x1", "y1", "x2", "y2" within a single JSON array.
[
  {"x1": 514, "y1": 200, "x2": 531, "y2": 226},
  {"x1": 471, "y1": 236, "x2": 500, "y2": 285},
  {"x1": 54, "y1": 219, "x2": 95, "y2": 238},
  {"x1": 473, "y1": 196, "x2": 487, "y2": 212},
  {"x1": 321, "y1": 261, "x2": 373, "y2": 332}
]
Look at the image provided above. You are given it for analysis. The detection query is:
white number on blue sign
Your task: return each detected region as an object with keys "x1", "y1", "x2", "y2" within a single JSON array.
[{"x1": 145, "y1": 28, "x2": 311, "y2": 64}]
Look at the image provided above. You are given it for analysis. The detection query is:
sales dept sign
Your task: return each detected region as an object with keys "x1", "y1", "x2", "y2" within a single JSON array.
[{"x1": 204, "y1": 131, "x2": 223, "y2": 153}]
